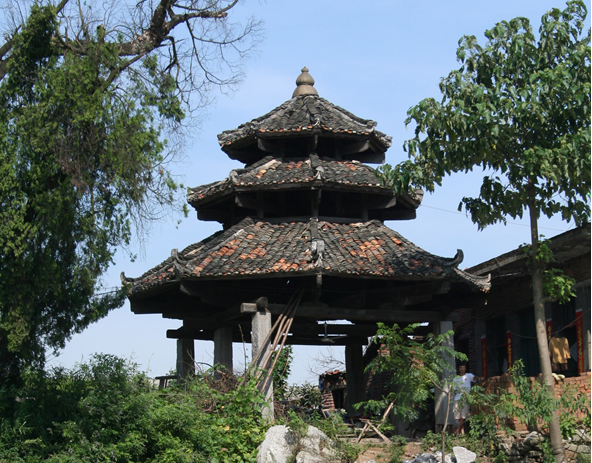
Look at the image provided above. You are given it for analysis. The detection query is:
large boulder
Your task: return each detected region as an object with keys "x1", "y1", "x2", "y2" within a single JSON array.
[
  {"x1": 453, "y1": 446, "x2": 476, "y2": 463},
  {"x1": 256, "y1": 425, "x2": 338, "y2": 463}
]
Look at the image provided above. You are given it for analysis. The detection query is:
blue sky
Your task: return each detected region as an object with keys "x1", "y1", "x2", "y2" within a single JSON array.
[{"x1": 47, "y1": 0, "x2": 591, "y2": 383}]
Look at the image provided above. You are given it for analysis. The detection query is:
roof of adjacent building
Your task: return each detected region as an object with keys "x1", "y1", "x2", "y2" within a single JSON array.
[
  {"x1": 187, "y1": 154, "x2": 421, "y2": 209},
  {"x1": 468, "y1": 223, "x2": 591, "y2": 281},
  {"x1": 124, "y1": 217, "x2": 490, "y2": 296},
  {"x1": 217, "y1": 94, "x2": 392, "y2": 152}
]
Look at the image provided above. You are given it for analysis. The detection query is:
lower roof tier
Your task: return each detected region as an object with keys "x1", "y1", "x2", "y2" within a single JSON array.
[{"x1": 123, "y1": 217, "x2": 490, "y2": 298}]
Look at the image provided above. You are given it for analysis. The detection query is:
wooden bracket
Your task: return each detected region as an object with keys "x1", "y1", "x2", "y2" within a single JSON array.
[{"x1": 240, "y1": 297, "x2": 268, "y2": 313}]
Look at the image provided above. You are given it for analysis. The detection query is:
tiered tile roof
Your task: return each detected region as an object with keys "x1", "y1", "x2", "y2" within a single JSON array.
[
  {"x1": 124, "y1": 217, "x2": 489, "y2": 296},
  {"x1": 217, "y1": 94, "x2": 392, "y2": 152},
  {"x1": 187, "y1": 154, "x2": 420, "y2": 208}
]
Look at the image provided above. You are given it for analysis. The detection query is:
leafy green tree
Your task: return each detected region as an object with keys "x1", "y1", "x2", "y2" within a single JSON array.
[
  {"x1": 0, "y1": 0, "x2": 260, "y2": 386},
  {"x1": 361, "y1": 323, "x2": 466, "y2": 455},
  {"x1": 378, "y1": 2, "x2": 590, "y2": 460}
]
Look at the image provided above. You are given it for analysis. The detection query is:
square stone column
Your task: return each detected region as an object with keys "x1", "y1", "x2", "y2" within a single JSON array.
[
  {"x1": 252, "y1": 309, "x2": 274, "y2": 421},
  {"x1": 176, "y1": 338, "x2": 194, "y2": 380},
  {"x1": 345, "y1": 343, "x2": 365, "y2": 416},
  {"x1": 214, "y1": 326, "x2": 233, "y2": 374}
]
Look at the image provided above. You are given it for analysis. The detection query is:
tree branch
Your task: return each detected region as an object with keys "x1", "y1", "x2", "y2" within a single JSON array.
[{"x1": 0, "y1": 0, "x2": 248, "y2": 81}]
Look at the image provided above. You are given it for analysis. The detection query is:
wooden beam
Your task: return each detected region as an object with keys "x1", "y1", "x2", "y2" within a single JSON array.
[
  {"x1": 283, "y1": 335, "x2": 369, "y2": 346},
  {"x1": 338, "y1": 139, "x2": 370, "y2": 156},
  {"x1": 334, "y1": 282, "x2": 451, "y2": 308},
  {"x1": 267, "y1": 303, "x2": 455, "y2": 323},
  {"x1": 290, "y1": 323, "x2": 379, "y2": 337},
  {"x1": 180, "y1": 282, "x2": 239, "y2": 307},
  {"x1": 197, "y1": 208, "x2": 230, "y2": 222},
  {"x1": 375, "y1": 208, "x2": 416, "y2": 221}
]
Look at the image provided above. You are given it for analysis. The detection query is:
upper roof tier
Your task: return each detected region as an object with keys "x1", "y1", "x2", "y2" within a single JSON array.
[{"x1": 217, "y1": 68, "x2": 392, "y2": 165}]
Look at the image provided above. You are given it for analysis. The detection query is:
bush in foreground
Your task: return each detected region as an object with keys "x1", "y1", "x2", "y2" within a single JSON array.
[{"x1": 0, "y1": 354, "x2": 268, "y2": 462}]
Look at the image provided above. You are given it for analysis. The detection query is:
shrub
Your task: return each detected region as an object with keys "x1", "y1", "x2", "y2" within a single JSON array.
[{"x1": 0, "y1": 354, "x2": 268, "y2": 463}]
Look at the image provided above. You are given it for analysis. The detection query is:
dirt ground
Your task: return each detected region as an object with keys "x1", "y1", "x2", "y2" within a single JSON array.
[{"x1": 354, "y1": 438, "x2": 423, "y2": 463}]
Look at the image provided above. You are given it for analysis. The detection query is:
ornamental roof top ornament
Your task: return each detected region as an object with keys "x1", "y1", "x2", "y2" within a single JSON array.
[{"x1": 292, "y1": 67, "x2": 318, "y2": 97}]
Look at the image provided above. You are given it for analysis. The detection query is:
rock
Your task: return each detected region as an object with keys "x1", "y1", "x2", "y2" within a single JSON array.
[
  {"x1": 523, "y1": 431, "x2": 543, "y2": 448},
  {"x1": 415, "y1": 453, "x2": 438, "y2": 463},
  {"x1": 453, "y1": 446, "x2": 476, "y2": 463},
  {"x1": 433, "y1": 451, "x2": 455, "y2": 463},
  {"x1": 566, "y1": 444, "x2": 591, "y2": 454},
  {"x1": 508, "y1": 445, "x2": 521, "y2": 457},
  {"x1": 256, "y1": 425, "x2": 338, "y2": 463},
  {"x1": 296, "y1": 426, "x2": 338, "y2": 463},
  {"x1": 256, "y1": 425, "x2": 297, "y2": 463},
  {"x1": 575, "y1": 429, "x2": 591, "y2": 444}
]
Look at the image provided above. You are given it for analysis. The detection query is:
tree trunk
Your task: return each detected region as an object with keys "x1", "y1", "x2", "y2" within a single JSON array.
[
  {"x1": 528, "y1": 198, "x2": 565, "y2": 463},
  {"x1": 442, "y1": 387, "x2": 450, "y2": 460}
]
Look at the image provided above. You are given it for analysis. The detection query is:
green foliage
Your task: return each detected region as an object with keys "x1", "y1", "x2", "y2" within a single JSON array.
[
  {"x1": 500, "y1": 362, "x2": 556, "y2": 430},
  {"x1": 271, "y1": 345, "x2": 293, "y2": 401},
  {"x1": 0, "y1": 5, "x2": 186, "y2": 384},
  {"x1": 388, "y1": 435, "x2": 407, "y2": 463},
  {"x1": 0, "y1": 354, "x2": 268, "y2": 463},
  {"x1": 286, "y1": 382, "x2": 323, "y2": 409},
  {"x1": 556, "y1": 385, "x2": 591, "y2": 439},
  {"x1": 360, "y1": 323, "x2": 466, "y2": 423},
  {"x1": 463, "y1": 383, "x2": 503, "y2": 455},
  {"x1": 378, "y1": 1, "x2": 591, "y2": 229},
  {"x1": 521, "y1": 240, "x2": 576, "y2": 304},
  {"x1": 377, "y1": 4, "x2": 590, "y2": 457},
  {"x1": 465, "y1": 360, "x2": 591, "y2": 461}
]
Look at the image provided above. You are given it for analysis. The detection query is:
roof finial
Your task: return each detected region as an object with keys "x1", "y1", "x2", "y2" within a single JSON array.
[{"x1": 292, "y1": 67, "x2": 318, "y2": 97}]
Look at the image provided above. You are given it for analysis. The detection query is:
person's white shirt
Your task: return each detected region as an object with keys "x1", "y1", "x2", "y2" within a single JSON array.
[{"x1": 453, "y1": 373, "x2": 475, "y2": 401}]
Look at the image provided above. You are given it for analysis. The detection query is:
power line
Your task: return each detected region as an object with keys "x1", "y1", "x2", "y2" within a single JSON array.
[{"x1": 419, "y1": 204, "x2": 569, "y2": 232}]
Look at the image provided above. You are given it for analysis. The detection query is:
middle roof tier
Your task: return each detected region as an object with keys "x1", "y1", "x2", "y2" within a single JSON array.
[{"x1": 188, "y1": 153, "x2": 422, "y2": 227}]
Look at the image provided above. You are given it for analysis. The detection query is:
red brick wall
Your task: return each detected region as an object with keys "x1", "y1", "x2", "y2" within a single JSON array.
[
  {"x1": 322, "y1": 390, "x2": 335, "y2": 409},
  {"x1": 477, "y1": 372, "x2": 591, "y2": 431}
]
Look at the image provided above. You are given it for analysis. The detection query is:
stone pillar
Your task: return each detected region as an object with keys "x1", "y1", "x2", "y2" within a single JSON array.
[
  {"x1": 214, "y1": 326, "x2": 233, "y2": 374},
  {"x1": 345, "y1": 343, "x2": 365, "y2": 416},
  {"x1": 252, "y1": 309, "x2": 274, "y2": 421},
  {"x1": 176, "y1": 338, "x2": 194, "y2": 380},
  {"x1": 434, "y1": 321, "x2": 456, "y2": 431}
]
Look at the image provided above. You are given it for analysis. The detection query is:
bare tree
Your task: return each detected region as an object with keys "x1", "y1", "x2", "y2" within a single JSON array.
[
  {"x1": 307, "y1": 346, "x2": 346, "y2": 378},
  {"x1": 0, "y1": 0, "x2": 262, "y2": 113}
]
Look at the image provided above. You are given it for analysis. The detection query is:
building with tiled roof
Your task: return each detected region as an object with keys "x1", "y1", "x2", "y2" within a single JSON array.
[{"x1": 124, "y1": 68, "x2": 490, "y2": 415}]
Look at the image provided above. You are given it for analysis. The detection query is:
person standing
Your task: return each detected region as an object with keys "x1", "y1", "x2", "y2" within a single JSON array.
[{"x1": 452, "y1": 363, "x2": 479, "y2": 436}]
